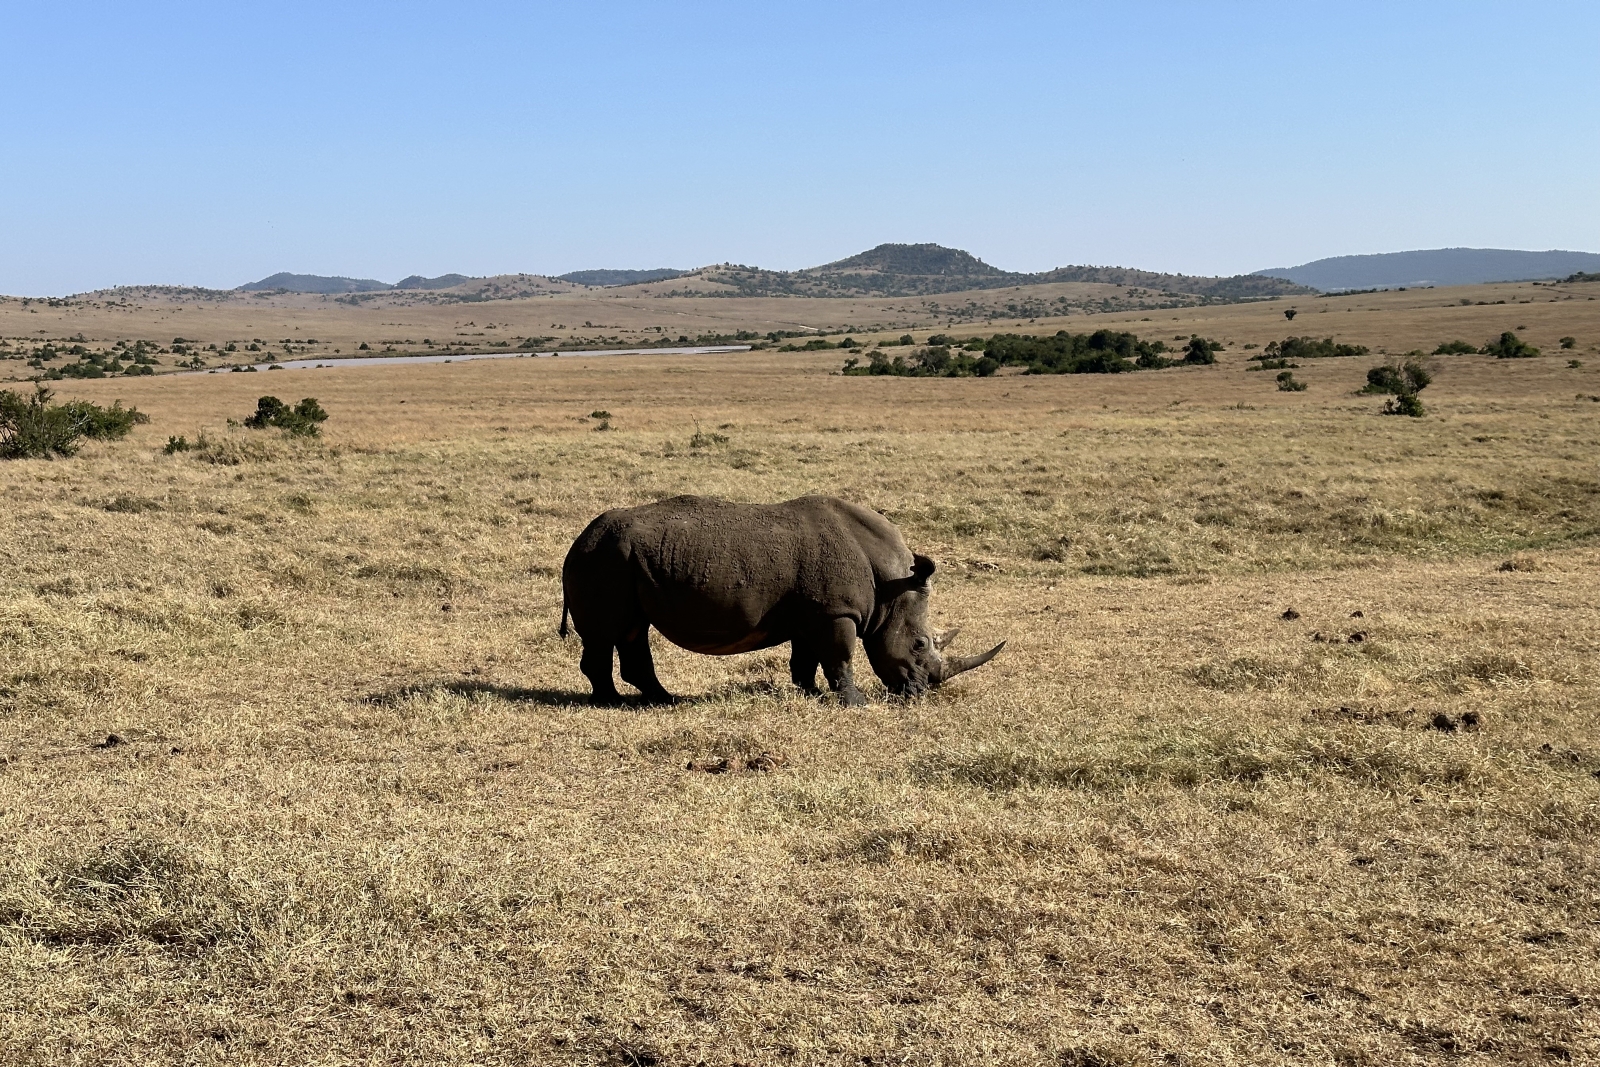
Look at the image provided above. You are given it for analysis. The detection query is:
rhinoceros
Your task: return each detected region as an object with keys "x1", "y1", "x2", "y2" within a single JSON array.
[{"x1": 559, "y1": 494, "x2": 1004, "y2": 705}]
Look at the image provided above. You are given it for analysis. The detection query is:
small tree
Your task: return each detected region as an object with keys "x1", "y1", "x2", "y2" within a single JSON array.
[{"x1": 1363, "y1": 357, "x2": 1431, "y2": 395}]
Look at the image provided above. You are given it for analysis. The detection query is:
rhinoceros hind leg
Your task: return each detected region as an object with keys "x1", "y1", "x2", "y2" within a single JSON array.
[
  {"x1": 819, "y1": 618, "x2": 867, "y2": 707},
  {"x1": 580, "y1": 640, "x2": 623, "y2": 705},
  {"x1": 789, "y1": 642, "x2": 822, "y2": 695},
  {"x1": 619, "y1": 630, "x2": 675, "y2": 705}
]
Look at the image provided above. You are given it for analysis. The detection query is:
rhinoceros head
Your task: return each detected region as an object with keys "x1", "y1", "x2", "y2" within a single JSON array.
[{"x1": 864, "y1": 554, "x2": 1005, "y2": 697}]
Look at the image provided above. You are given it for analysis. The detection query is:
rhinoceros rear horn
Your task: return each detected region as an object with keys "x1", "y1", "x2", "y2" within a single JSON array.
[
  {"x1": 940, "y1": 641, "x2": 1005, "y2": 681},
  {"x1": 933, "y1": 627, "x2": 961, "y2": 651}
]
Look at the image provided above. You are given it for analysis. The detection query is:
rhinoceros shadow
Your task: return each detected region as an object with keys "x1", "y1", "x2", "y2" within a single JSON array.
[
  {"x1": 364, "y1": 679, "x2": 590, "y2": 708},
  {"x1": 364, "y1": 679, "x2": 740, "y2": 708}
]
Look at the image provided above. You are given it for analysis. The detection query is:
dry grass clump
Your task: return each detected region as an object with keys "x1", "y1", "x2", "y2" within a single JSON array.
[{"x1": 1, "y1": 343, "x2": 1597, "y2": 1064}]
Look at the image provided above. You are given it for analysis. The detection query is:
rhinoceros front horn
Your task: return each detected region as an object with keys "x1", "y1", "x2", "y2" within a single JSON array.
[{"x1": 939, "y1": 641, "x2": 1006, "y2": 681}]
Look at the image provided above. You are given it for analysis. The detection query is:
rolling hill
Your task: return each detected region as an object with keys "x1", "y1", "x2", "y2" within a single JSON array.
[
  {"x1": 655, "y1": 244, "x2": 1311, "y2": 301},
  {"x1": 558, "y1": 268, "x2": 687, "y2": 287},
  {"x1": 1256, "y1": 248, "x2": 1600, "y2": 291}
]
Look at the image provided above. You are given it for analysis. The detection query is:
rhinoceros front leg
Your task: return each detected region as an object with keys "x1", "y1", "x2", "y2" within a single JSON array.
[{"x1": 819, "y1": 617, "x2": 867, "y2": 707}]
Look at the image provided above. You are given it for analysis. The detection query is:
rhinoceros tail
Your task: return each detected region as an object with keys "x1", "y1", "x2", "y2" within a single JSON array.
[{"x1": 559, "y1": 598, "x2": 571, "y2": 638}]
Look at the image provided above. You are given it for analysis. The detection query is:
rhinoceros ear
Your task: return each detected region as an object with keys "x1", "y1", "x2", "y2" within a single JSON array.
[{"x1": 911, "y1": 554, "x2": 936, "y2": 586}]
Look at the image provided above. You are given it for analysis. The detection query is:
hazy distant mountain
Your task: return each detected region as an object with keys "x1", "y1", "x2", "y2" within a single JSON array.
[
  {"x1": 238, "y1": 272, "x2": 392, "y2": 294},
  {"x1": 1256, "y1": 248, "x2": 1600, "y2": 291},
  {"x1": 682, "y1": 243, "x2": 1310, "y2": 300},
  {"x1": 393, "y1": 274, "x2": 473, "y2": 290},
  {"x1": 559, "y1": 268, "x2": 687, "y2": 287}
]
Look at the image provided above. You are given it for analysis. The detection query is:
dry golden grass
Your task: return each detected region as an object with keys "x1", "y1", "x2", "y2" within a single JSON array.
[{"x1": 2, "y1": 313, "x2": 1598, "y2": 1064}]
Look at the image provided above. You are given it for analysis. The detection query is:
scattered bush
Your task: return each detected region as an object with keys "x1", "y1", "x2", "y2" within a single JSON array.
[
  {"x1": 1284, "y1": 309, "x2": 1297, "y2": 321},
  {"x1": 985, "y1": 329, "x2": 1170, "y2": 374},
  {"x1": 1363, "y1": 357, "x2": 1432, "y2": 395},
  {"x1": 1276, "y1": 371, "x2": 1307, "y2": 392},
  {"x1": 1432, "y1": 340, "x2": 1477, "y2": 355},
  {"x1": 1383, "y1": 393, "x2": 1426, "y2": 417},
  {"x1": 1559, "y1": 336, "x2": 1576, "y2": 349},
  {"x1": 0, "y1": 387, "x2": 149, "y2": 459},
  {"x1": 163, "y1": 435, "x2": 192, "y2": 454},
  {"x1": 843, "y1": 345, "x2": 998, "y2": 377},
  {"x1": 1253, "y1": 337, "x2": 1369, "y2": 362},
  {"x1": 589, "y1": 410, "x2": 612, "y2": 419},
  {"x1": 242, "y1": 396, "x2": 328, "y2": 437},
  {"x1": 1180, "y1": 336, "x2": 1221, "y2": 364},
  {"x1": 1247, "y1": 358, "x2": 1298, "y2": 371},
  {"x1": 1481, "y1": 331, "x2": 1540, "y2": 359}
]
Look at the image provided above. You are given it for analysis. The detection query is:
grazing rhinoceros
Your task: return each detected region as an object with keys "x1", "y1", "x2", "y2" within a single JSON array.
[{"x1": 559, "y1": 494, "x2": 1004, "y2": 705}]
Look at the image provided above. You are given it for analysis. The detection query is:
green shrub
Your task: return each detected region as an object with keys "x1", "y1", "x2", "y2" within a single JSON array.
[
  {"x1": 242, "y1": 396, "x2": 328, "y2": 437},
  {"x1": 1432, "y1": 340, "x2": 1477, "y2": 355},
  {"x1": 1253, "y1": 336, "x2": 1369, "y2": 362},
  {"x1": 62, "y1": 399, "x2": 150, "y2": 440},
  {"x1": 1383, "y1": 393, "x2": 1426, "y2": 417},
  {"x1": 1481, "y1": 331, "x2": 1540, "y2": 359},
  {"x1": 1362, "y1": 357, "x2": 1431, "y2": 395},
  {"x1": 1559, "y1": 336, "x2": 1576, "y2": 349},
  {"x1": 1182, "y1": 335, "x2": 1221, "y2": 365},
  {"x1": 1276, "y1": 371, "x2": 1307, "y2": 392},
  {"x1": 0, "y1": 387, "x2": 149, "y2": 459},
  {"x1": 985, "y1": 329, "x2": 1168, "y2": 374},
  {"x1": 842, "y1": 345, "x2": 998, "y2": 378}
]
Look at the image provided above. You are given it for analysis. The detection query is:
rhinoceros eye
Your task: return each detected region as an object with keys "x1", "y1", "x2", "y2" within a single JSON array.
[{"x1": 912, "y1": 637, "x2": 929, "y2": 653}]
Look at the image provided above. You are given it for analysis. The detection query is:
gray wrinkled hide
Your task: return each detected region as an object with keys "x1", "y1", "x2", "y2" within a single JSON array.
[{"x1": 560, "y1": 494, "x2": 1001, "y2": 705}]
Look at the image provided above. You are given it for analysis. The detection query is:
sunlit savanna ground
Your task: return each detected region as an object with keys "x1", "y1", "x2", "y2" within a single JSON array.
[{"x1": 2, "y1": 302, "x2": 1598, "y2": 1064}]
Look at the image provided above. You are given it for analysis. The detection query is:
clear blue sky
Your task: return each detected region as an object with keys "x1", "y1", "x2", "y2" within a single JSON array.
[{"x1": 4, "y1": 1, "x2": 1596, "y2": 294}]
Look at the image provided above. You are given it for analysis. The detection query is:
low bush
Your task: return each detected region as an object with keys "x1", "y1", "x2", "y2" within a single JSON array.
[
  {"x1": 843, "y1": 346, "x2": 999, "y2": 378},
  {"x1": 242, "y1": 396, "x2": 328, "y2": 437},
  {"x1": 0, "y1": 387, "x2": 149, "y2": 459},
  {"x1": 1383, "y1": 393, "x2": 1426, "y2": 417},
  {"x1": 1481, "y1": 331, "x2": 1540, "y2": 359},
  {"x1": 1253, "y1": 336, "x2": 1370, "y2": 362},
  {"x1": 1432, "y1": 340, "x2": 1477, "y2": 355},
  {"x1": 1276, "y1": 371, "x2": 1307, "y2": 392},
  {"x1": 1183, "y1": 335, "x2": 1222, "y2": 365},
  {"x1": 1559, "y1": 336, "x2": 1576, "y2": 349},
  {"x1": 985, "y1": 329, "x2": 1170, "y2": 374}
]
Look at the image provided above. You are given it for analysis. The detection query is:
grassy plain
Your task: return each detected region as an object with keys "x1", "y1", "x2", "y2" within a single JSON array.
[{"x1": 2, "y1": 290, "x2": 1599, "y2": 1065}]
